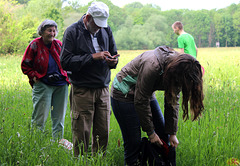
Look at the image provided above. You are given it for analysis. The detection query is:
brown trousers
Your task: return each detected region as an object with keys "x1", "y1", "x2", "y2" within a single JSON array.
[{"x1": 70, "y1": 85, "x2": 111, "y2": 157}]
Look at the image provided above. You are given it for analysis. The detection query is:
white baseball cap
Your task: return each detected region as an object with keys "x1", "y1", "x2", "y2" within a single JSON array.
[{"x1": 87, "y1": 2, "x2": 109, "y2": 28}]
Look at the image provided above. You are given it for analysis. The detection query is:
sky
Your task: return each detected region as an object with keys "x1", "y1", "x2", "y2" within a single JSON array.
[{"x1": 78, "y1": 0, "x2": 240, "y2": 11}]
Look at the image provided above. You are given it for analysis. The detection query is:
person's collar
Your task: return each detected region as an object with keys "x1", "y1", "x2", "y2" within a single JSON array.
[{"x1": 89, "y1": 29, "x2": 100, "y2": 39}]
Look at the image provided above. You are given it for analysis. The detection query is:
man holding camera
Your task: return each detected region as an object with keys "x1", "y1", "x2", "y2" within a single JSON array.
[{"x1": 60, "y1": 2, "x2": 119, "y2": 157}]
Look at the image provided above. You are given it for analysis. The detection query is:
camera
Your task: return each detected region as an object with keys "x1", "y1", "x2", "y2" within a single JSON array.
[{"x1": 47, "y1": 74, "x2": 60, "y2": 83}]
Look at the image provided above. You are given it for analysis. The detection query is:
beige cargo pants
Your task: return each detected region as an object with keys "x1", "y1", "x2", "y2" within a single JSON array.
[{"x1": 70, "y1": 85, "x2": 111, "y2": 157}]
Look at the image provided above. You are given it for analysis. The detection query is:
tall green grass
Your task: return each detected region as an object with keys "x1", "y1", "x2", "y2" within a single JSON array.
[{"x1": 0, "y1": 47, "x2": 239, "y2": 165}]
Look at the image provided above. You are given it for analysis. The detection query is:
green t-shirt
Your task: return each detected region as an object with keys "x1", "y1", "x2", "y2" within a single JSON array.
[{"x1": 178, "y1": 33, "x2": 197, "y2": 58}]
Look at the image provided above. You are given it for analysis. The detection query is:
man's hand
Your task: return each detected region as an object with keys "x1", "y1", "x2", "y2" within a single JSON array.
[
  {"x1": 92, "y1": 51, "x2": 119, "y2": 67},
  {"x1": 169, "y1": 135, "x2": 179, "y2": 148},
  {"x1": 92, "y1": 51, "x2": 111, "y2": 60},
  {"x1": 105, "y1": 54, "x2": 119, "y2": 67},
  {"x1": 149, "y1": 132, "x2": 163, "y2": 147}
]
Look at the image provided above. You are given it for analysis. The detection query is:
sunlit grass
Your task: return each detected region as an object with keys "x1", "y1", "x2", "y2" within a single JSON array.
[{"x1": 0, "y1": 47, "x2": 239, "y2": 165}]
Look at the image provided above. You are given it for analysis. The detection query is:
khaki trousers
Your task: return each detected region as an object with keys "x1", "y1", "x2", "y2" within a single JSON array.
[{"x1": 70, "y1": 85, "x2": 111, "y2": 157}]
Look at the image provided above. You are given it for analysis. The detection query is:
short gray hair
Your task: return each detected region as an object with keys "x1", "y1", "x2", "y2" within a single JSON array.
[{"x1": 37, "y1": 19, "x2": 58, "y2": 36}]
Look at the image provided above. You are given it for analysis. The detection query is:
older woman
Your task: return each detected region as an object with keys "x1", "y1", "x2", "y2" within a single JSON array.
[
  {"x1": 21, "y1": 20, "x2": 69, "y2": 139},
  {"x1": 110, "y1": 46, "x2": 204, "y2": 165}
]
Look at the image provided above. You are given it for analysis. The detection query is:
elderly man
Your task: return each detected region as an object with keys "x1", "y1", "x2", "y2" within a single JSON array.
[{"x1": 60, "y1": 2, "x2": 119, "y2": 157}]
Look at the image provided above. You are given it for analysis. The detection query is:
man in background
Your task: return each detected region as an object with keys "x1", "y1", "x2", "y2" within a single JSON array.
[
  {"x1": 172, "y1": 21, "x2": 198, "y2": 58},
  {"x1": 60, "y1": 1, "x2": 119, "y2": 157}
]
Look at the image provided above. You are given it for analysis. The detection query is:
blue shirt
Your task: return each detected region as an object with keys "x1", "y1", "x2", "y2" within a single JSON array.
[{"x1": 41, "y1": 44, "x2": 67, "y2": 86}]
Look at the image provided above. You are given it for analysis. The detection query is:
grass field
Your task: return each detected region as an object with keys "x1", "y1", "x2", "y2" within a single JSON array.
[{"x1": 0, "y1": 47, "x2": 240, "y2": 165}]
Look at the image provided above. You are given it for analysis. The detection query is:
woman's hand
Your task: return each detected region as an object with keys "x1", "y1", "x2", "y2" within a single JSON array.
[
  {"x1": 33, "y1": 77, "x2": 39, "y2": 83},
  {"x1": 149, "y1": 132, "x2": 163, "y2": 147},
  {"x1": 169, "y1": 135, "x2": 179, "y2": 148}
]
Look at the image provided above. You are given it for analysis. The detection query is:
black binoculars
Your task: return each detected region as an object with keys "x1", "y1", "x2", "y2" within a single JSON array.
[{"x1": 47, "y1": 74, "x2": 60, "y2": 83}]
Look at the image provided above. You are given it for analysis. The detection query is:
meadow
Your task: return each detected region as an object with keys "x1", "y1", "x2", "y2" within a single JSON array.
[{"x1": 0, "y1": 47, "x2": 239, "y2": 166}]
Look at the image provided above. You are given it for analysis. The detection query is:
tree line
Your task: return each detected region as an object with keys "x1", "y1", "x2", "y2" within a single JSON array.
[{"x1": 1, "y1": 0, "x2": 240, "y2": 54}]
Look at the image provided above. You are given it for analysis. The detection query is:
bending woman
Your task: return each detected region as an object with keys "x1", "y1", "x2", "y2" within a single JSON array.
[{"x1": 110, "y1": 46, "x2": 204, "y2": 165}]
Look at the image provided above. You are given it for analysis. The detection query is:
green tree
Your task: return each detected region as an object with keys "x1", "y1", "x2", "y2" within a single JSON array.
[
  {"x1": 183, "y1": 10, "x2": 211, "y2": 47},
  {"x1": 213, "y1": 13, "x2": 223, "y2": 46},
  {"x1": 0, "y1": 0, "x2": 39, "y2": 54},
  {"x1": 124, "y1": 2, "x2": 144, "y2": 9},
  {"x1": 140, "y1": 4, "x2": 162, "y2": 23},
  {"x1": 232, "y1": 11, "x2": 240, "y2": 46},
  {"x1": 222, "y1": 14, "x2": 233, "y2": 47},
  {"x1": 21, "y1": 0, "x2": 64, "y2": 40},
  {"x1": 15, "y1": 0, "x2": 30, "y2": 4},
  {"x1": 161, "y1": 9, "x2": 185, "y2": 47},
  {"x1": 114, "y1": 14, "x2": 167, "y2": 50},
  {"x1": 123, "y1": 2, "x2": 144, "y2": 25},
  {"x1": 66, "y1": 0, "x2": 126, "y2": 33},
  {"x1": 123, "y1": 2, "x2": 162, "y2": 26},
  {"x1": 65, "y1": 0, "x2": 81, "y2": 11},
  {"x1": 143, "y1": 14, "x2": 168, "y2": 48},
  {"x1": 43, "y1": 5, "x2": 64, "y2": 40},
  {"x1": 0, "y1": 0, "x2": 15, "y2": 53},
  {"x1": 207, "y1": 10, "x2": 216, "y2": 47},
  {"x1": 100, "y1": 0, "x2": 126, "y2": 32}
]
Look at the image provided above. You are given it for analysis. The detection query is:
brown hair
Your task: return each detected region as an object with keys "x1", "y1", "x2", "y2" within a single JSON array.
[
  {"x1": 172, "y1": 21, "x2": 183, "y2": 30},
  {"x1": 163, "y1": 54, "x2": 204, "y2": 121}
]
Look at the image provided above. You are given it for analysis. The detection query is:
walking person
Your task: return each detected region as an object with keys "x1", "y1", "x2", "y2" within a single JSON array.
[
  {"x1": 172, "y1": 21, "x2": 198, "y2": 58},
  {"x1": 21, "y1": 19, "x2": 69, "y2": 140},
  {"x1": 60, "y1": 2, "x2": 119, "y2": 157}
]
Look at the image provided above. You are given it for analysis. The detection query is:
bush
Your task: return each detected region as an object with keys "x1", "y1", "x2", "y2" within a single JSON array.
[{"x1": 0, "y1": 1, "x2": 40, "y2": 54}]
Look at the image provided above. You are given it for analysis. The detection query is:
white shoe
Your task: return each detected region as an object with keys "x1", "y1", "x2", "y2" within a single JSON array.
[{"x1": 59, "y1": 139, "x2": 73, "y2": 150}]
